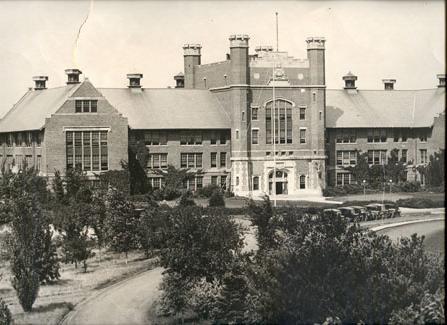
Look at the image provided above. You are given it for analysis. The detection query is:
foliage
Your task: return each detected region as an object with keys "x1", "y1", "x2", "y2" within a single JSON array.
[
  {"x1": 104, "y1": 187, "x2": 140, "y2": 262},
  {"x1": 196, "y1": 184, "x2": 221, "y2": 198},
  {"x1": 417, "y1": 149, "x2": 445, "y2": 188},
  {"x1": 158, "y1": 207, "x2": 244, "y2": 315},
  {"x1": 153, "y1": 165, "x2": 197, "y2": 200},
  {"x1": 178, "y1": 190, "x2": 196, "y2": 207},
  {"x1": 389, "y1": 288, "x2": 445, "y2": 324},
  {"x1": 125, "y1": 138, "x2": 150, "y2": 195},
  {"x1": 187, "y1": 279, "x2": 222, "y2": 320},
  {"x1": 0, "y1": 298, "x2": 12, "y2": 325},
  {"x1": 89, "y1": 190, "x2": 108, "y2": 255},
  {"x1": 35, "y1": 224, "x2": 60, "y2": 283},
  {"x1": 396, "y1": 197, "x2": 445, "y2": 208},
  {"x1": 52, "y1": 170, "x2": 65, "y2": 203},
  {"x1": 248, "y1": 197, "x2": 278, "y2": 251},
  {"x1": 138, "y1": 203, "x2": 170, "y2": 258},
  {"x1": 208, "y1": 190, "x2": 225, "y2": 207},
  {"x1": 99, "y1": 170, "x2": 130, "y2": 195}
]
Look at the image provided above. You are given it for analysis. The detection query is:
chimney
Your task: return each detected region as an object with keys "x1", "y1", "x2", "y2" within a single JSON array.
[
  {"x1": 65, "y1": 69, "x2": 82, "y2": 84},
  {"x1": 382, "y1": 78, "x2": 396, "y2": 90},
  {"x1": 342, "y1": 71, "x2": 357, "y2": 90},
  {"x1": 174, "y1": 72, "x2": 184, "y2": 88},
  {"x1": 32, "y1": 76, "x2": 48, "y2": 90},
  {"x1": 127, "y1": 73, "x2": 143, "y2": 88},
  {"x1": 183, "y1": 44, "x2": 202, "y2": 89},
  {"x1": 437, "y1": 74, "x2": 445, "y2": 87}
]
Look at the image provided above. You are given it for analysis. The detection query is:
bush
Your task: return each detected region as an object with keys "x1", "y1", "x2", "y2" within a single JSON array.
[
  {"x1": 208, "y1": 190, "x2": 225, "y2": 207},
  {"x1": 396, "y1": 198, "x2": 445, "y2": 209},
  {"x1": 196, "y1": 184, "x2": 222, "y2": 198},
  {"x1": 178, "y1": 191, "x2": 196, "y2": 207},
  {"x1": 393, "y1": 181, "x2": 422, "y2": 192},
  {"x1": 0, "y1": 298, "x2": 12, "y2": 325}
]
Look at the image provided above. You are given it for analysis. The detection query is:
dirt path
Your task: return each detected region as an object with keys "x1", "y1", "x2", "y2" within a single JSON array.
[{"x1": 62, "y1": 267, "x2": 163, "y2": 325}]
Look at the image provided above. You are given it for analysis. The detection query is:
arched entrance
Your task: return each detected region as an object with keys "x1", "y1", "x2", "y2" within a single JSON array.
[{"x1": 269, "y1": 170, "x2": 288, "y2": 195}]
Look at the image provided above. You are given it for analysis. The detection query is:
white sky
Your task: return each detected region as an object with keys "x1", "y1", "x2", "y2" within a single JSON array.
[{"x1": 0, "y1": 0, "x2": 445, "y2": 117}]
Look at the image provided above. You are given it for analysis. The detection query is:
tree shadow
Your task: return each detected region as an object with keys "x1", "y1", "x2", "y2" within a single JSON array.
[{"x1": 32, "y1": 302, "x2": 74, "y2": 313}]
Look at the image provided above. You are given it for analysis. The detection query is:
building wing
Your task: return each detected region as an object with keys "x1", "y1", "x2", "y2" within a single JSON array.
[
  {"x1": 99, "y1": 88, "x2": 231, "y2": 129},
  {"x1": 326, "y1": 88, "x2": 445, "y2": 128}
]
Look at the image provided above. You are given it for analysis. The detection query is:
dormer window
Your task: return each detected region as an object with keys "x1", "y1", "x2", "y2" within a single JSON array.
[{"x1": 75, "y1": 100, "x2": 98, "y2": 113}]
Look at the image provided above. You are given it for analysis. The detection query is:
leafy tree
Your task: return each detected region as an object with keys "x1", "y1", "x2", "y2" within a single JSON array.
[
  {"x1": 248, "y1": 196, "x2": 278, "y2": 251},
  {"x1": 0, "y1": 297, "x2": 12, "y2": 325},
  {"x1": 104, "y1": 187, "x2": 140, "y2": 263},
  {"x1": 52, "y1": 170, "x2": 65, "y2": 204},
  {"x1": 178, "y1": 190, "x2": 196, "y2": 207},
  {"x1": 89, "y1": 190, "x2": 107, "y2": 262},
  {"x1": 153, "y1": 165, "x2": 198, "y2": 200},
  {"x1": 35, "y1": 223, "x2": 60, "y2": 283},
  {"x1": 138, "y1": 203, "x2": 170, "y2": 258},
  {"x1": 8, "y1": 193, "x2": 44, "y2": 311},
  {"x1": 126, "y1": 138, "x2": 150, "y2": 195},
  {"x1": 418, "y1": 149, "x2": 445, "y2": 188},
  {"x1": 208, "y1": 190, "x2": 225, "y2": 207},
  {"x1": 99, "y1": 170, "x2": 130, "y2": 195}
]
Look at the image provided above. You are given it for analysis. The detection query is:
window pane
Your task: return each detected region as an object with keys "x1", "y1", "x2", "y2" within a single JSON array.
[
  {"x1": 220, "y1": 152, "x2": 226, "y2": 167},
  {"x1": 75, "y1": 100, "x2": 82, "y2": 113},
  {"x1": 91, "y1": 100, "x2": 97, "y2": 113},
  {"x1": 92, "y1": 131, "x2": 100, "y2": 170}
]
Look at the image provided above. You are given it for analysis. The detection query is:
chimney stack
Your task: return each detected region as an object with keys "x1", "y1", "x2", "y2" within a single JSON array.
[
  {"x1": 342, "y1": 72, "x2": 357, "y2": 90},
  {"x1": 65, "y1": 69, "x2": 82, "y2": 84},
  {"x1": 174, "y1": 72, "x2": 184, "y2": 88},
  {"x1": 127, "y1": 73, "x2": 143, "y2": 88},
  {"x1": 437, "y1": 74, "x2": 445, "y2": 87},
  {"x1": 382, "y1": 79, "x2": 396, "y2": 90},
  {"x1": 32, "y1": 76, "x2": 48, "y2": 90}
]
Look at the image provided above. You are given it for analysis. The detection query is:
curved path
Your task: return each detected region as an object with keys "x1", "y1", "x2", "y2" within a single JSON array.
[
  {"x1": 62, "y1": 215, "x2": 444, "y2": 325},
  {"x1": 61, "y1": 267, "x2": 163, "y2": 325}
]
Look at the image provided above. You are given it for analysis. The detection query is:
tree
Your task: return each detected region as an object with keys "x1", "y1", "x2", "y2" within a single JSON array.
[
  {"x1": 52, "y1": 170, "x2": 65, "y2": 204},
  {"x1": 104, "y1": 187, "x2": 140, "y2": 263},
  {"x1": 126, "y1": 138, "x2": 150, "y2": 195},
  {"x1": 89, "y1": 190, "x2": 107, "y2": 262},
  {"x1": 248, "y1": 196, "x2": 278, "y2": 251},
  {"x1": 153, "y1": 165, "x2": 198, "y2": 200},
  {"x1": 178, "y1": 190, "x2": 196, "y2": 207},
  {"x1": 418, "y1": 149, "x2": 445, "y2": 188},
  {"x1": 0, "y1": 298, "x2": 12, "y2": 325},
  {"x1": 208, "y1": 190, "x2": 225, "y2": 207},
  {"x1": 138, "y1": 203, "x2": 169, "y2": 258}
]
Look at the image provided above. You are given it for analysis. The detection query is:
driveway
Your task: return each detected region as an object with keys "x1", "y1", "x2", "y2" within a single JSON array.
[{"x1": 62, "y1": 267, "x2": 163, "y2": 325}]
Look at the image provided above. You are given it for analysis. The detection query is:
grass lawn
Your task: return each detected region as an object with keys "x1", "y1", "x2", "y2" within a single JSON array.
[{"x1": 0, "y1": 249, "x2": 157, "y2": 325}]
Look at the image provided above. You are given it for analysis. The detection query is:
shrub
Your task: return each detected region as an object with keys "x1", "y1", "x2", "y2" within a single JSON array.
[
  {"x1": 0, "y1": 298, "x2": 12, "y2": 325},
  {"x1": 208, "y1": 190, "x2": 225, "y2": 207},
  {"x1": 396, "y1": 198, "x2": 445, "y2": 209},
  {"x1": 393, "y1": 181, "x2": 422, "y2": 192},
  {"x1": 178, "y1": 191, "x2": 196, "y2": 207},
  {"x1": 196, "y1": 185, "x2": 221, "y2": 198}
]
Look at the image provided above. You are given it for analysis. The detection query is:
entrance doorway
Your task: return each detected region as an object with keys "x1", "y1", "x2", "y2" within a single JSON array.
[{"x1": 269, "y1": 170, "x2": 288, "y2": 195}]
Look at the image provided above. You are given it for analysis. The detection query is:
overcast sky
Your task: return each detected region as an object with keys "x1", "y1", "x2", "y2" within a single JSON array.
[{"x1": 0, "y1": 0, "x2": 445, "y2": 117}]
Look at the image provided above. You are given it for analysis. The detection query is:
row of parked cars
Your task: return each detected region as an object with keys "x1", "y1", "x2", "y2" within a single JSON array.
[{"x1": 323, "y1": 203, "x2": 401, "y2": 222}]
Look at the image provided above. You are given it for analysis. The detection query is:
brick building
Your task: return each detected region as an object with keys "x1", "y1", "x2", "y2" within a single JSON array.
[{"x1": 0, "y1": 35, "x2": 444, "y2": 198}]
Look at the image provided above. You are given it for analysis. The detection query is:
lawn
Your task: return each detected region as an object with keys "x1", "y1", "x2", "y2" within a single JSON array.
[{"x1": 0, "y1": 248, "x2": 157, "y2": 325}]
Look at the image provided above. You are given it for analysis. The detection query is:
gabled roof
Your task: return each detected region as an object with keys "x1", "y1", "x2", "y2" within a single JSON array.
[
  {"x1": 326, "y1": 88, "x2": 445, "y2": 128},
  {"x1": 99, "y1": 88, "x2": 230, "y2": 129},
  {"x1": 0, "y1": 84, "x2": 80, "y2": 133}
]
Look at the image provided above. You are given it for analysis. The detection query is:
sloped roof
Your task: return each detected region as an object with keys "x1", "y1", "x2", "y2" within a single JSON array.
[
  {"x1": 326, "y1": 88, "x2": 445, "y2": 128},
  {"x1": 0, "y1": 84, "x2": 80, "y2": 133},
  {"x1": 99, "y1": 88, "x2": 230, "y2": 129}
]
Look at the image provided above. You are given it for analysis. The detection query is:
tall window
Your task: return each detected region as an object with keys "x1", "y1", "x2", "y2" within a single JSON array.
[
  {"x1": 299, "y1": 129, "x2": 306, "y2": 144},
  {"x1": 420, "y1": 149, "x2": 428, "y2": 164},
  {"x1": 180, "y1": 153, "x2": 202, "y2": 168},
  {"x1": 252, "y1": 129, "x2": 259, "y2": 144},
  {"x1": 367, "y1": 150, "x2": 387, "y2": 165},
  {"x1": 75, "y1": 100, "x2": 98, "y2": 113},
  {"x1": 265, "y1": 99, "x2": 293, "y2": 144},
  {"x1": 211, "y1": 176, "x2": 218, "y2": 185},
  {"x1": 253, "y1": 176, "x2": 259, "y2": 191},
  {"x1": 299, "y1": 175, "x2": 306, "y2": 189},
  {"x1": 299, "y1": 107, "x2": 306, "y2": 120},
  {"x1": 252, "y1": 107, "x2": 258, "y2": 120},
  {"x1": 148, "y1": 153, "x2": 168, "y2": 169},
  {"x1": 220, "y1": 152, "x2": 226, "y2": 167},
  {"x1": 211, "y1": 152, "x2": 217, "y2": 167},
  {"x1": 66, "y1": 130, "x2": 108, "y2": 171},
  {"x1": 336, "y1": 151, "x2": 357, "y2": 166}
]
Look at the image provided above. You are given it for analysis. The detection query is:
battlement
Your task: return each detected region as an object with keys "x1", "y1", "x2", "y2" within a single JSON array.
[
  {"x1": 229, "y1": 34, "x2": 250, "y2": 48},
  {"x1": 183, "y1": 44, "x2": 202, "y2": 56},
  {"x1": 306, "y1": 37, "x2": 326, "y2": 50}
]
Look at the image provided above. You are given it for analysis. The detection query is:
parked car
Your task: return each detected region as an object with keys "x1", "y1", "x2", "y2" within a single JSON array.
[
  {"x1": 384, "y1": 203, "x2": 401, "y2": 218},
  {"x1": 338, "y1": 207, "x2": 359, "y2": 222},
  {"x1": 323, "y1": 208, "x2": 342, "y2": 218},
  {"x1": 350, "y1": 206, "x2": 369, "y2": 221},
  {"x1": 365, "y1": 203, "x2": 386, "y2": 219}
]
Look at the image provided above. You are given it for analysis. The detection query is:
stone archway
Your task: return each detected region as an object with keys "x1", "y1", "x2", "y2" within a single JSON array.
[{"x1": 268, "y1": 169, "x2": 289, "y2": 195}]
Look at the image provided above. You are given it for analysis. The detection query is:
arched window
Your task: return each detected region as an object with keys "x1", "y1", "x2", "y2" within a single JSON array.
[{"x1": 265, "y1": 99, "x2": 293, "y2": 144}]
